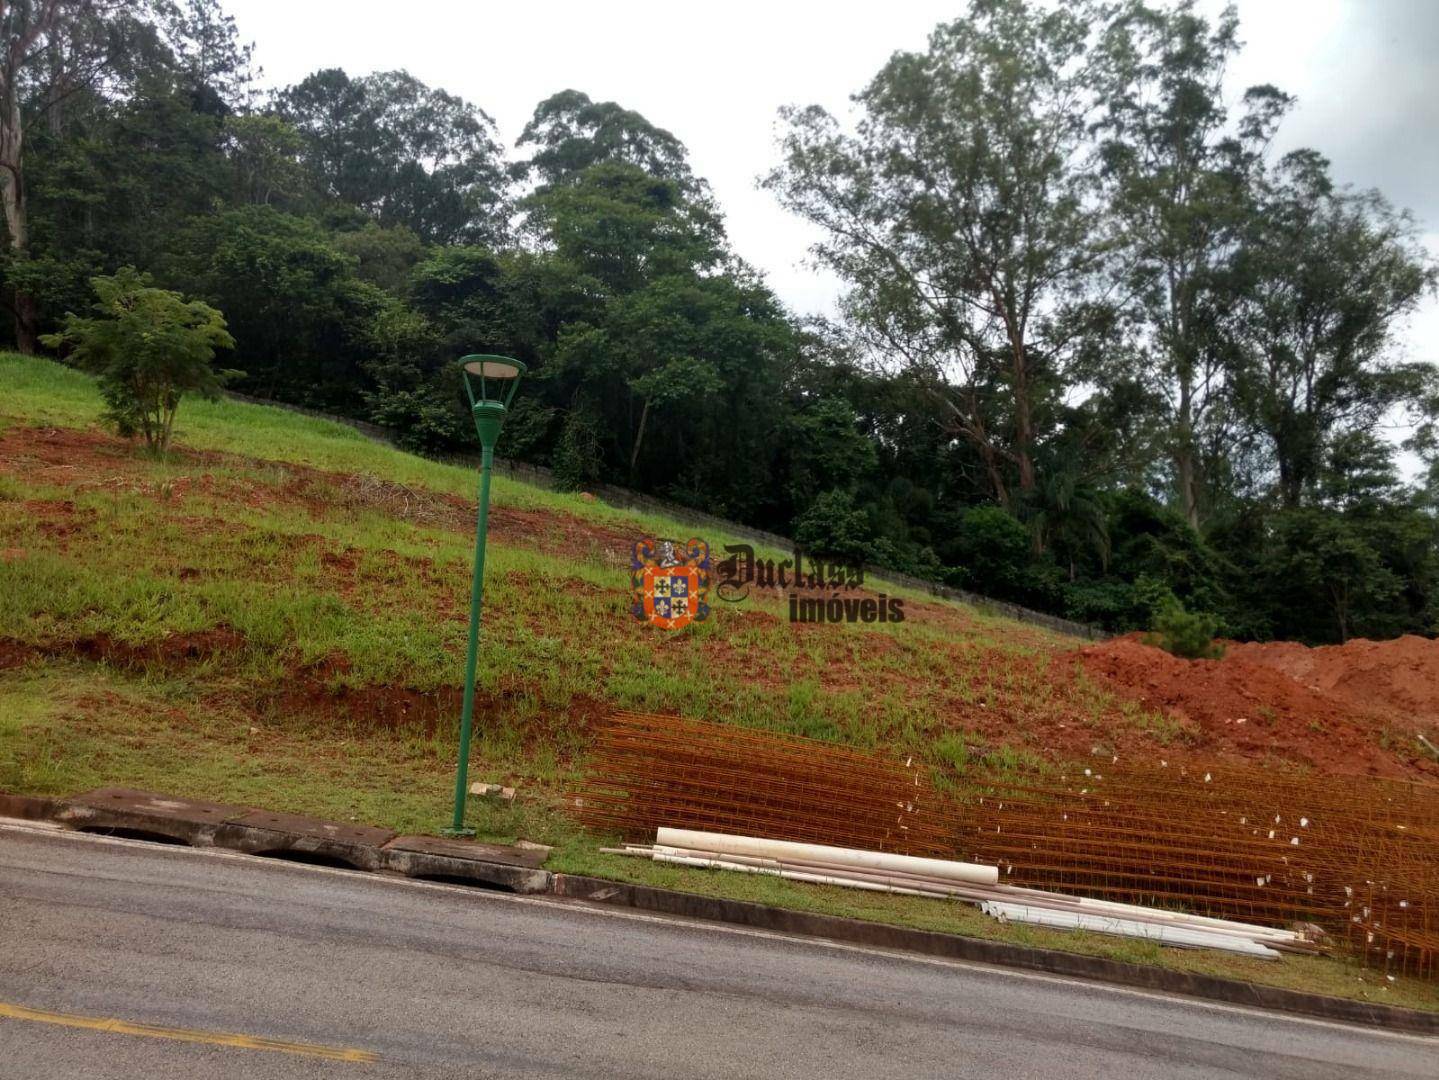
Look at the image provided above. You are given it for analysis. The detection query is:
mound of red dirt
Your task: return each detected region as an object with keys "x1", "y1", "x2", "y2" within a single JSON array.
[
  {"x1": 1069, "y1": 634, "x2": 1439, "y2": 779},
  {"x1": 1227, "y1": 635, "x2": 1439, "y2": 722}
]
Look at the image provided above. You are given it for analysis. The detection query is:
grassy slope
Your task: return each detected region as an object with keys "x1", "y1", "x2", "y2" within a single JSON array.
[{"x1": 1, "y1": 352, "x2": 1432, "y2": 1012}]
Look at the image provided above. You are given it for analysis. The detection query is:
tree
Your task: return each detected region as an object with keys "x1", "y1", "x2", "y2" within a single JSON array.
[
  {"x1": 1259, "y1": 510, "x2": 1401, "y2": 643},
  {"x1": 949, "y1": 504, "x2": 1052, "y2": 601},
  {"x1": 223, "y1": 113, "x2": 303, "y2": 205},
  {"x1": 793, "y1": 489, "x2": 875, "y2": 562},
  {"x1": 328, "y1": 221, "x2": 424, "y2": 293},
  {"x1": 516, "y1": 89, "x2": 693, "y2": 190},
  {"x1": 1107, "y1": 486, "x2": 1229, "y2": 615},
  {"x1": 784, "y1": 395, "x2": 878, "y2": 511},
  {"x1": 41, "y1": 265, "x2": 236, "y2": 452},
  {"x1": 1094, "y1": 0, "x2": 1291, "y2": 527},
  {"x1": 551, "y1": 394, "x2": 603, "y2": 491},
  {"x1": 1318, "y1": 431, "x2": 1404, "y2": 511},
  {"x1": 1229, "y1": 150, "x2": 1436, "y2": 507},
  {"x1": 524, "y1": 161, "x2": 725, "y2": 292},
  {"x1": 154, "y1": 0, "x2": 256, "y2": 113},
  {"x1": 1, "y1": 0, "x2": 144, "y2": 352},
  {"x1": 544, "y1": 268, "x2": 797, "y2": 513},
  {"x1": 171, "y1": 206, "x2": 381, "y2": 410},
  {"x1": 278, "y1": 68, "x2": 509, "y2": 245},
  {"x1": 38, "y1": 75, "x2": 230, "y2": 271},
  {"x1": 767, "y1": 0, "x2": 1102, "y2": 508},
  {"x1": 1026, "y1": 470, "x2": 1109, "y2": 581}
]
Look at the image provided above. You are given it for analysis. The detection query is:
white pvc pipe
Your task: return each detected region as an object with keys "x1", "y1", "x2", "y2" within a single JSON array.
[
  {"x1": 1062, "y1": 895, "x2": 1298, "y2": 940},
  {"x1": 654, "y1": 844, "x2": 1296, "y2": 944},
  {"x1": 653, "y1": 852, "x2": 958, "y2": 899},
  {"x1": 643, "y1": 840, "x2": 1298, "y2": 957},
  {"x1": 653, "y1": 846, "x2": 979, "y2": 897},
  {"x1": 656, "y1": 828, "x2": 1000, "y2": 886},
  {"x1": 980, "y1": 901, "x2": 1281, "y2": 959}
]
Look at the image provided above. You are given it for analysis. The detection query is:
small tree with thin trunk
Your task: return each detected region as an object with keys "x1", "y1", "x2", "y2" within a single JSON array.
[{"x1": 42, "y1": 266, "x2": 237, "y2": 453}]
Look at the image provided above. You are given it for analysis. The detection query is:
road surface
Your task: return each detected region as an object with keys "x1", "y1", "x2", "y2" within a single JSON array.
[{"x1": 0, "y1": 822, "x2": 1433, "y2": 1078}]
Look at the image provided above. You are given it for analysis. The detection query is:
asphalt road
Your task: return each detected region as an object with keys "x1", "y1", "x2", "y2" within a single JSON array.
[{"x1": 0, "y1": 823, "x2": 1433, "y2": 1079}]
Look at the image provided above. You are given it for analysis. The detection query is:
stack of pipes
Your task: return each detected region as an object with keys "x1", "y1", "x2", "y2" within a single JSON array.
[
  {"x1": 962, "y1": 762, "x2": 1439, "y2": 977},
  {"x1": 605, "y1": 828, "x2": 1313, "y2": 960}
]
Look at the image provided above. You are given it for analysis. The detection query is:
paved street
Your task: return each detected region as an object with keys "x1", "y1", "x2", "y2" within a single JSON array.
[{"x1": 0, "y1": 822, "x2": 1433, "y2": 1078}]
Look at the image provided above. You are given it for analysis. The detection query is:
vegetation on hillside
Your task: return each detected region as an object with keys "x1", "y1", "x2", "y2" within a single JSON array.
[
  {"x1": 1, "y1": 1, "x2": 1435, "y2": 645},
  {"x1": 0, "y1": 0, "x2": 1434, "y2": 1011}
]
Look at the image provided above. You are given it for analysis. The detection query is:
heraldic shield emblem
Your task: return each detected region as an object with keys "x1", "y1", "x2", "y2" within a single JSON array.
[{"x1": 632, "y1": 537, "x2": 711, "y2": 630}]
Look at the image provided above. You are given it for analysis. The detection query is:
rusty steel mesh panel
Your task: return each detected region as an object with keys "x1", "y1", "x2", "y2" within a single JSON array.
[
  {"x1": 959, "y1": 763, "x2": 1439, "y2": 979},
  {"x1": 572, "y1": 711, "x2": 1439, "y2": 977},
  {"x1": 570, "y1": 710, "x2": 954, "y2": 856}
]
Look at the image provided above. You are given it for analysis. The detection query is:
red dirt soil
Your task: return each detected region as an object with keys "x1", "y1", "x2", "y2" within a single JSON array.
[
  {"x1": 1070, "y1": 634, "x2": 1439, "y2": 779},
  {"x1": 1228, "y1": 635, "x2": 1439, "y2": 721}
]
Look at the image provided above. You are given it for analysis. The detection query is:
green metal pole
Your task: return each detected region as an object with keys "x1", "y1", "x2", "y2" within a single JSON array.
[{"x1": 447, "y1": 443, "x2": 493, "y2": 837}]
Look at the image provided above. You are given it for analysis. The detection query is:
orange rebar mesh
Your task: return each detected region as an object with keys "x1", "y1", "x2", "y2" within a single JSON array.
[
  {"x1": 572, "y1": 711, "x2": 1439, "y2": 977},
  {"x1": 961, "y1": 762, "x2": 1439, "y2": 980},
  {"x1": 570, "y1": 710, "x2": 953, "y2": 855}
]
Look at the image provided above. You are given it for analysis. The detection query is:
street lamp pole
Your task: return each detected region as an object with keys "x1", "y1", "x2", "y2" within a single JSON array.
[{"x1": 444, "y1": 354, "x2": 526, "y2": 838}]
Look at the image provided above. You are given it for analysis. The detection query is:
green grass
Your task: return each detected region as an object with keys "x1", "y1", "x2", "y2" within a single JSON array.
[
  {"x1": 2, "y1": 351, "x2": 1436, "y2": 1013},
  {"x1": 0, "y1": 351, "x2": 737, "y2": 536}
]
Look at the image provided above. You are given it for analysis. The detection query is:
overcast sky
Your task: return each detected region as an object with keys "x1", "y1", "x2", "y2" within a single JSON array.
[{"x1": 225, "y1": 0, "x2": 1439, "y2": 368}]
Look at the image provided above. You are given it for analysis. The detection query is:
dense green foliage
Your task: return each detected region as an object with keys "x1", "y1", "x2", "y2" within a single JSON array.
[{"x1": 2, "y1": 0, "x2": 1436, "y2": 644}]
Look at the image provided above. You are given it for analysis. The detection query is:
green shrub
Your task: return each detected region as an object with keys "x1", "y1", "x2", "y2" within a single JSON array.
[
  {"x1": 947, "y1": 505, "x2": 1034, "y2": 595},
  {"x1": 1061, "y1": 579, "x2": 1136, "y2": 629},
  {"x1": 793, "y1": 489, "x2": 874, "y2": 562},
  {"x1": 41, "y1": 267, "x2": 237, "y2": 453},
  {"x1": 367, "y1": 385, "x2": 469, "y2": 454},
  {"x1": 551, "y1": 400, "x2": 604, "y2": 491},
  {"x1": 1148, "y1": 597, "x2": 1224, "y2": 660}
]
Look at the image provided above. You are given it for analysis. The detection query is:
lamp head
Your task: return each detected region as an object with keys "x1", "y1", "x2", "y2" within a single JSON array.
[{"x1": 458, "y1": 354, "x2": 526, "y2": 449}]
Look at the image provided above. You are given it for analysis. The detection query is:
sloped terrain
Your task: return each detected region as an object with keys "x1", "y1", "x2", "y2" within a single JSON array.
[{"x1": 3, "y1": 352, "x2": 1436, "y2": 837}]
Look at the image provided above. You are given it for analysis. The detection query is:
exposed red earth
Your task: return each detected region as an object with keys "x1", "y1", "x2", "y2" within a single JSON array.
[{"x1": 1071, "y1": 634, "x2": 1439, "y2": 779}]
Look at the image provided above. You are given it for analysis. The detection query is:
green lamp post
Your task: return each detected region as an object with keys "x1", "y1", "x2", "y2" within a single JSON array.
[{"x1": 443, "y1": 354, "x2": 527, "y2": 838}]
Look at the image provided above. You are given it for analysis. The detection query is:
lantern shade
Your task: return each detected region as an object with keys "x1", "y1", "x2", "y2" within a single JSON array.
[
  {"x1": 458, "y1": 354, "x2": 527, "y2": 415},
  {"x1": 462, "y1": 358, "x2": 523, "y2": 380}
]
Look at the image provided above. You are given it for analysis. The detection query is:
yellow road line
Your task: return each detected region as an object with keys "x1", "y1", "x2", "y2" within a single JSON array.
[{"x1": 0, "y1": 1001, "x2": 377, "y2": 1063}]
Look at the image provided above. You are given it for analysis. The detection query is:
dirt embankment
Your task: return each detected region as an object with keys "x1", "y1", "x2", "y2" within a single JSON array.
[
  {"x1": 1228, "y1": 635, "x2": 1439, "y2": 720},
  {"x1": 1070, "y1": 634, "x2": 1439, "y2": 779}
]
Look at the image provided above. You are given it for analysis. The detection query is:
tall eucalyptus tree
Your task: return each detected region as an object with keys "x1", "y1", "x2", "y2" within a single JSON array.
[
  {"x1": 767, "y1": 0, "x2": 1104, "y2": 508},
  {"x1": 1093, "y1": 0, "x2": 1290, "y2": 526}
]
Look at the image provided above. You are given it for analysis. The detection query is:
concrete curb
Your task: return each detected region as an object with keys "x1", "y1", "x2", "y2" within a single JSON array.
[
  {"x1": 4, "y1": 788, "x2": 1433, "y2": 1034},
  {"x1": 15, "y1": 788, "x2": 552, "y2": 894},
  {"x1": 550, "y1": 875, "x2": 1439, "y2": 1036},
  {"x1": 0, "y1": 792, "x2": 59, "y2": 822}
]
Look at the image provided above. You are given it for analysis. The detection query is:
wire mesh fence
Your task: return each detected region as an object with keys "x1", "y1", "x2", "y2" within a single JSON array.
[
  {"x1": 570, "y1": 710, "x2": 952, "y2": 855},
  {"x1": 571, "y1": 710, "x2": 1439, "y2": 978},
  {"x1": 961, "y1": 762, "x2": 1439, "y2": 979}
]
